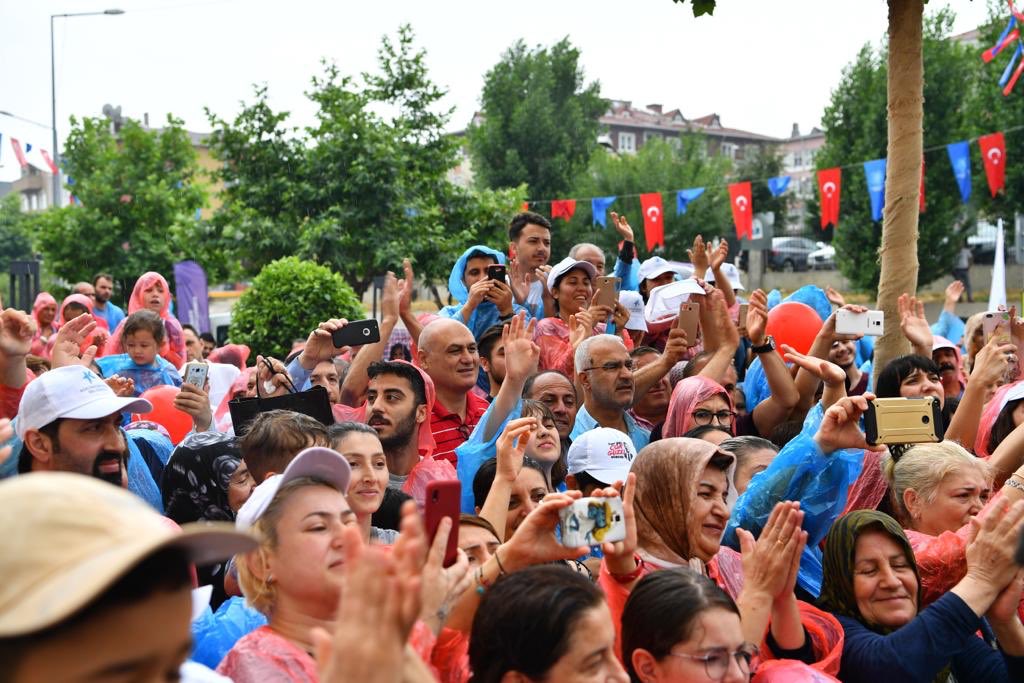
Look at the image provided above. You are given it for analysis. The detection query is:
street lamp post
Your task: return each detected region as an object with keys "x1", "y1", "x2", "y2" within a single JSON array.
[{"x1": 50, "y1": 8, "x2": 124, "y2": 208}]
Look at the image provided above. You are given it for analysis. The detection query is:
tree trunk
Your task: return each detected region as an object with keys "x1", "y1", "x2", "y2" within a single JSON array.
[{"x1": 873, "y1": 0, "x2": 924, "y2": 385}]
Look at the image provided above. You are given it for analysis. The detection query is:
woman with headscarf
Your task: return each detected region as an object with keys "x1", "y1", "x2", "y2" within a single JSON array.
[
  {"x1": 818, "y1": 507, "x2": 1024, "y2": 682},
  {"x1": 108, "y1": 271, "x2": 187, "y2": 367},
  {"x1": 29, "y1": 292, "x2": 59, "y2": 357},
  {"x1": 600, "y1": 438, "x2": 844, "y2": 677}
]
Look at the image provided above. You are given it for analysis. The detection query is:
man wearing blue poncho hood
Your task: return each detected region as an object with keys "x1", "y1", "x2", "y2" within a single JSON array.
[{"x1": 438, "y1": 245, "x2": 531, "y2": 339}]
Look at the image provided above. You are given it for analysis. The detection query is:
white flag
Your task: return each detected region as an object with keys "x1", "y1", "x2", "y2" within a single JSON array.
[{"x1": 989, "y1": 219, "x2": 1006, "y2": 311}]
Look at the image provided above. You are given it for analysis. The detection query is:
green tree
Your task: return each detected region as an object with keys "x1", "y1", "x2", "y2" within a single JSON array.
[
  {"x1": 565, "y1": 135, "x2": 732, "y2": 259},
  {"x1": 229, "y1": 257, "x2": 364, "y2": 359},
  {"x1": 0, "y1": 194, "x2": 36, "y2": 304},
  {"x1": 469, "y1": 38, "x2": 606, "y2": 201},
  {"x1": 814, "y1": 9, "x2": 978, "y2": 290},
  {"x1": 29, "y1": 116, "x2": 205, "y2": 285},
  {"x1": 205, "y1": 26, "x2": 524, "y2": 294}
]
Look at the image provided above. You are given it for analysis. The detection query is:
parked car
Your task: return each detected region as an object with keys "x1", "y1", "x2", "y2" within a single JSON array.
[
  {"x1": 808, "y1": 244, "x2": 836, "y2": 270},
  {"x1": 768, "y1": 237, "x2": 824, "y2": 272}
]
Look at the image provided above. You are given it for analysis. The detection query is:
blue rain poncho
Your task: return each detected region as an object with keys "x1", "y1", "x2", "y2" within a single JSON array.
[
  {"x1": 454, "y1": 396, "x2": 523, "y2": 513},
  {"x1": 438, "y1": 245, "x2": 531, "y2": 340},
  {"x1": 723, "y1": 403, "x2": 865, "y2": 598},
  {"x1": 96, "y1": 353, "x2": 182, "y2": 396}
]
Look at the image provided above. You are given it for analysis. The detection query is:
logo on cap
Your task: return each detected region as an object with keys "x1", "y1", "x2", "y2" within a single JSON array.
[{"x1": 607, "y1": 441, "x2": 632, "y2": 461}]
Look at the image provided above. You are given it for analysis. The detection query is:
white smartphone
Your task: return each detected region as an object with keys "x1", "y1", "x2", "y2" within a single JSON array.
[
  {"x1": 836, "y1": 309, "x2": 884, "y2": 337},
  {"x1": 559, "y1": 497, "x2": 626, "y2": 547},
  {"x1": 183, "y1": 361, "x2": 209, "y2": 389}
]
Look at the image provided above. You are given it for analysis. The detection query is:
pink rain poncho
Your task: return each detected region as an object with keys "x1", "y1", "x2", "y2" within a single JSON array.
[{"x1": 108, "y1": 272, "x2": 186, "y2": 367}]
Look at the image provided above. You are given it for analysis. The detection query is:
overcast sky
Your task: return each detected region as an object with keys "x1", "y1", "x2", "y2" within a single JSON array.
[{"x1": 0, "y1": 0, "x2": 995, "y2": 183}]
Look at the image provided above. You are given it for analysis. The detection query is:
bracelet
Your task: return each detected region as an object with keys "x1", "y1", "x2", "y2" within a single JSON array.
[
  {"x1": 494, "y1": 547, "x2": 509, "y2": 576},
  {"x1": 474, "y1": 566, "x2": 494, "y2": 595},
  {"x1": 1005, "y1": 477, "x2": 1024, "y2": 493},
  {"x1": 608, "y1": 554, "x2": 645, "y2": 584}
]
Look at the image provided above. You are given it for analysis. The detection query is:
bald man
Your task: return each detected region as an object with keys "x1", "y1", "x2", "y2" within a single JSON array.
[{"x1": 416, "y1": 318, "x2": 489, "y2": 463}]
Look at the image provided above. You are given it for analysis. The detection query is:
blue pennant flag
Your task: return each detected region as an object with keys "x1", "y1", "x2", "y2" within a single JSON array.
[
  {"x1": 767, "y1": 176, "x2": 791, "y2": 197},
  {"x1": 863, "y1": 158, "x2": 887, "y2": 222},
  {"x1": 591, "y1": 196, "x2": 616, "y2": 227},
  {"x1": 946, "y1": 141, "x2": 971, "y2": 204},
  {"x1": 676, "y1": 187, "x2": 705, "y2": 215}
]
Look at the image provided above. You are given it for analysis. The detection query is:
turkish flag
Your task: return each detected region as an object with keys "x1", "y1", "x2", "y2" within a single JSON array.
[
  {"x1": 9, "y1": 138, "x2": 28, "y2": 168},
  {"x1": 817, "y1": 167, "x2": 842, "y2": 229},
  {"x1": 728, "y1": 182, "x2": 753, "y2": 240},
  {"x1": 551, "y1": 199, "x2": 576, "y2": 221},
  {"x1": 919, "y1": 158, "x2": 926, "y2": 214},
  {"x1": 640, "y1": 193, "x2": 664, "y2": 250},
  {"x1": 978, "y1": 132, "x2": 1006, "y2": 197}
]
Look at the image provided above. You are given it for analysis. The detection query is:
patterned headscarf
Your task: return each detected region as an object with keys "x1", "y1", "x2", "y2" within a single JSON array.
[
  {"x1": 817, "y1": 510, "x2": 921, "y2": 633},
  {"x1": 161, "y1": 431, "x2": 242, "y2": 523}
]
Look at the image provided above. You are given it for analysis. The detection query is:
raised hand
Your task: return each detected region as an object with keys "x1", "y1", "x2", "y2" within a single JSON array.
[
  {"x1": 255, "y1": 355, "x2": 292, "y2": 397},
  {"x1": 592, "y1": 473, "x2": 639, "y2": 576},
  {"x1": 501, "y1": 491, "x2": 591, "y2": 570},
  {"x1": 782, "y1": 343, "x2": 846, "y2": 387},
  {"x1": 298, "y1": 318, "x2": 351, "y2": 370},
  {"x1": 898, "y1": 293, "x2": 933, "y2": 353},
  {"x1": 484, "y1": 279, "x2": 515, "y2": 317},
  {"x1": 495, "y1": 417, "x2": 536, "y2": 484},
  {"x1": 174, "y1": 381, "x2": 213, "y2": 432},
  {"x1": 945, "y1": 280, "x2": 965, "y2": 308},
  {"x1": 825, "y1": 286, "x2": 846, "y2": 308},
  {"x1": 709, "y1": 239, "x2": 728, "y2": 271},
  {"x1": 397, "y1": 259, "x2": 415, "y2": 316},
  {"x1": 418, "y1": 517, "x2": 472, "y2": 635},
  {"x1": 502, "y1": 313, "x2": 540, "y2": 385},
  {"x1": 964, "y1": 499, "x2": 1024, "y2": 601},
  {"x1": 737, "y1": 501, "x2": 807, "y2": 602},
  {"x1": 380, "y1": 271, "x2": 400, "y2": 323},
  {"x1": 49, "y1": 314, "x2": 96, "y2": 369},
  {"x1": 687, "y1": 235, "x2": 709, "y2": 277},
  {"x1": 814, "y1": 392, "x2": 887, "y2": 453},
  {"x1": 0, "y1": 309, "x2": 35, "y2": 359},
  {"x1": 610, "y1": 211, "x2": 635, "y2": 243},
  {"x1": 971, "y1": 335, "x2": 1017, "y2": 388},
  {"x1": 745, "y1": 289, "x2": 769, "y2": 345},
  {"x1": 569, "y1": 311, "x2": 596, "y2": 352}
]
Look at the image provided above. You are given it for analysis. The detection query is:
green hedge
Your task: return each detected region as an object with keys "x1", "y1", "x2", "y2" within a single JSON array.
[{"x1": 229, "y1": 257, "x2": 365, "y2": 359}]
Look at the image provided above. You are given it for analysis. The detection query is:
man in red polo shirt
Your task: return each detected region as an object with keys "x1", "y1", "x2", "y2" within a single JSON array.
[{"x1": 416, "y1": 318, "x2": 489, "y2": 464}]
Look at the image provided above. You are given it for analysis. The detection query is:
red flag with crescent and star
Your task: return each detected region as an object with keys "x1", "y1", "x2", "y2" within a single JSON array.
[
  {"x1": 639, "y1": 192, "x2": 664, "y2": 251},
  {"x1": 978, "y1": 132, "x2": 1006, "y2": 197},
  {"x1": 728, "y1": 182, "x2": 753, "y2": 240},
  {"x1": 817, "y1": 167, "x2": 842, "y2": 230}
]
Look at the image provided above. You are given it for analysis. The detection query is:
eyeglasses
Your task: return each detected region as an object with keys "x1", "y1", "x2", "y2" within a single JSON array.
[
  {"x1": 692, "y1": 409, "x2": 736, "y2": 426},
  {"x1": 668, "y1": 643, "x2": 758, "y2": 680},
  {"x1": 581, "y1": 359, "x2": 635, "y2": 373}
]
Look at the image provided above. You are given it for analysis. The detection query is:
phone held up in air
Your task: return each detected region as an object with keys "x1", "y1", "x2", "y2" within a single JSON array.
[
  {"x1": 183, "y1": 361, "x2": 209, "y2": 389},
  {"x1": 676, "y1": 302, "x2": 700, "y2": 346},
  {"x1": 592, "y1": 276, "x2": 621, "y2": 310},
  {"x1": 982, "y1": 311, "x2": 1012, "y2": 346},
  {"x1": 836, "y1": 309, "x2": 885, "y2": 337},
  {"x1": 864, "y1": 397, "x2": 944, "y2": 446},
  {"x1": 331, "y1": 319, "x2": 382, "y2": 348},
  {"x1": 737, "y1": 303, "x2": 749, "y2": 331},
  {"x1": 559, "y1": 497, "x2": 627, "y2": 547},
  {"x1": 424, "y1": 480, "x2": 461, "y2": 568},
  {"x1": 487, "y1": 264, "x2": 507, "y2": 282}
]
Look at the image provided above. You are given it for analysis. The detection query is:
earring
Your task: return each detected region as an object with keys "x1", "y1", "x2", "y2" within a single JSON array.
[{"x1": 266, "y1": 573, "x2": 274, "y2": 585}]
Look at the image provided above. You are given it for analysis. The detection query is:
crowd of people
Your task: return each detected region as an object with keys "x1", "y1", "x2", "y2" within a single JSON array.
[{"x1": 2, "y1": 210, "x2": 1024, "y2": 682}]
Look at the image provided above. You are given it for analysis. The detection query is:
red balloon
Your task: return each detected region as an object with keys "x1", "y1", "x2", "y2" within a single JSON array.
[
  {"x1": 137, "y1": 385, "x2": 192, "y2": 445},
  {"x1": 766, "y1": 302, "x2": 823, "y2": 357}
]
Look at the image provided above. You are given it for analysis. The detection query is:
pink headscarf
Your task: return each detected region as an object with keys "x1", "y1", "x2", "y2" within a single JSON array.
[
  {"x1": 31, "y1": 292, "x2": 58, "y2": 328},
  {"x1": 664, "y1": 375, "x2": 735, "y2": 438},
  {"x1": 109, "y1": 272, "x2": 185, "y2": 366},
  {"x1": 975, "y1": 379, "x2": 1024, "y2": 458},
  {"x1": 47, "y1": 294, "x2": 111, "y2": 358},
  {"x1": 30, "y1": 292, "x2": 59, "y2": 357},
  {"x1": 214, "y1": 367, "x2": 257, "y2": 432}
]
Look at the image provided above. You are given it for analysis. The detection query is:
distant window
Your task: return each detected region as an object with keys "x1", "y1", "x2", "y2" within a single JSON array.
[
  {"x1": 721, "y1": 142, "x2": 737, "y2": 160},
  {"x1": 667, "y1": 136, "x2": 682, "y2": 149},
  {"x1": 643, "y1": 131, "x2": 662, "y2": 145},
  {"x1": 619, "y1": 132, "x2": 636, "y2": 153}
]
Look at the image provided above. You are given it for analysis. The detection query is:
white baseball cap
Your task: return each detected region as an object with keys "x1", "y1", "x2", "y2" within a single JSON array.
[
  {"x1": 15, "y1": 366, "x2": 153, "y2": 440},
  {"x1": 644, "y1": 279, "x2": 707, "y2": 324},
  {"x1": 547, "y1": 257, "x2": 598, "y2": 294},
  {"x1": 236, "y1": 446, "x2": 352, "y2": 530},
  {"x1": 638, "y1": 257, "x2": 692, "y2": 282},
  {"x1": 618, "y1": 290, "x2": 648, "y2": 332},
  {"x1": 567, "y1": 428, "x2": 637, "y2": 484},
  {"x1": 706, "y1": 263, "x2": 746, "y2": 290}
]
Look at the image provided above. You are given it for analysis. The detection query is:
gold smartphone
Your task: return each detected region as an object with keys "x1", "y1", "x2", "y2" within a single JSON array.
[
  {"x1": 676, "y1": 302, "x2": 700, "y2": 346},
  {"x1": 593, "y1": 276, "x2": 620, "y2": 309},
  {"x1": 864, "y1": 397, "x2": 944, "y2": 446}
]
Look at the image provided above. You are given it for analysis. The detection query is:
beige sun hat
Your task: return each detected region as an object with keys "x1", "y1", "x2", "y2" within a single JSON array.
[{"x1": 0, "y1": 472, "x2": 257, "y2": 637}]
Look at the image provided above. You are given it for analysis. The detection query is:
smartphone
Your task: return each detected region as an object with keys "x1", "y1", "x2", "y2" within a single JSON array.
[
  {"x1": 331, "y1": 319, "x2": 382, "y2": 348},
  {"x1": 836, "y1": 309, "x2": 885, "y2": 337},
  {"x1": 982, "y1": 311, "x2": 1012, "y2": 345},
  {"x1": 559, "y1": 497, "x2": 626, "y2": 547},
  {"x1": 424, "y1": 480, "x2": 461, "y2": 568},
  {"x1": 864, "y1": 397, "x2": 944, "y2": 446},
  {"x1": 676, "y1": 302, "x2": 700, "y2": 346},
  {"x1": 183, "y1": 361, "x2": 209, "y2": 389},
  {"x1": 487, "y1": 264, "x2": 507, "y2": 282},
  {"x1": 593, "y1": 276, "x2": 621, "y2": 310},
  {"x1": 738, "y1": 303, "x2": 749, "y2": 330}
]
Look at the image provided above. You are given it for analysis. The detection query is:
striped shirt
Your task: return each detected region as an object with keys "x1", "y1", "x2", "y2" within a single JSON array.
[{"x1": 431, "y1": 392, "x2": 490, "y2": 464}]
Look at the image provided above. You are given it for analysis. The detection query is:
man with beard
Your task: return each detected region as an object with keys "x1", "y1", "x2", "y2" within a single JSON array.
[
  {"x1": 365, "y1": 360, "x2": 430, "y2": 489},
  {"x1": 16, "y1": 365, "x2": 156, "y2": 493},
  {"x1": 828, "y1": 338, "x2": 868, "y2": 396},
  {"x1": 91, "y1": 273, "x2": 125, "y2": 331},
  {"x1": 417, "y1": 318, "x2": 488, "y2": 464},
  {"x1": 933, "y1": 337, "x2": 966, "y2": 400},
  {"x1": 570, "y1": 334, "x2": 650, "y2": 451}
]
